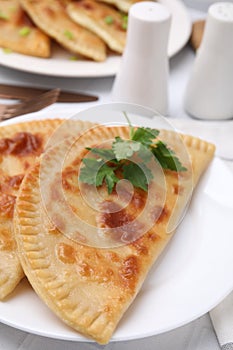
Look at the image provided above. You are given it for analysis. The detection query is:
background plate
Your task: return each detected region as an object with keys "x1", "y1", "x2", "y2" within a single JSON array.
[
  {"x1": 0, "y1": 110, "x2": 233, "y2": 342},
  {"x1": 0, "y1": 0, "x2": 191, "y2": 77}
]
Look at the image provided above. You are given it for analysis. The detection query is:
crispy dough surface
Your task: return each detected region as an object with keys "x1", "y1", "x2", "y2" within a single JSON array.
[
  {"x1": 0, "y1": 119, "x2": 94, "y2": 299},
  {"x1": 190, "y1": 20, "x2": 205, "y2": 51},
  {"x1": 0, "y1": 0, "x2": 50, "y2": 57},
  {"x1": 14, "y1": 124, "x2": 215, "y2": 344},
  {"x1": 96, "y1": 0, "x2": 148, "y2": 12},
  {"x1": 20, "y1": 0, "x2": 107, "y2": 61},
  {"x1": 67, "y1": 0, "x2": 126, "y2": 53}
]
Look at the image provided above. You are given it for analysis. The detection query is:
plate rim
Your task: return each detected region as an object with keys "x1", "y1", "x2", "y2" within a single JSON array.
[
  {"x1": 0, "y1": 110, "x2": 233, "y2": 342},
  {"x1": 0, "y1": 0, "x2": 191, "y2": 78}
]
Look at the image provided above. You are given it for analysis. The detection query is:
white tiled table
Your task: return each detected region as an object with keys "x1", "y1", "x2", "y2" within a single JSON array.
[{"x1": 0, "y1": 6, "x2": 232, "y2": 350}]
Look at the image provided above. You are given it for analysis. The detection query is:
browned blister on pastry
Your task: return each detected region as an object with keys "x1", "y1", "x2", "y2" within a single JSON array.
[
  {"x1": 14, "y1": 122, "x2": 215, "y2": 344},
  {"x1": 0, "y1": 119, "x2": 94, "y2": 300}
]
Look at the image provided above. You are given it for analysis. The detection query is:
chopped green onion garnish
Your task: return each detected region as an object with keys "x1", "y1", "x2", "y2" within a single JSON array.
[
  {"x1": 0, "y1": 12, "x2": 9, "y2": 20},
  {"x1": 104, "y1": 15, "x2": 114, "y2": 25},
  {"x1": 122, "y1": 22, "x2": 127, "y2": 30},
  {"x1": 3, "y1": 48, "x2": 12, "y2": 54},
  {"x1": 64, "y1": 30, "x2": 74, "y2": 40},
  {"x1": 19, "y1": 27, "x2": 31, "y2": 36},
  {"x1": 122, "y1": 15, "x2": 128, "y2": 30},
  {"x1": 69, "y1": 55, "x2": 78, "y2": 61},
  {"x1": 9, "y1": 6, "x2": 17, "y2": 12}
]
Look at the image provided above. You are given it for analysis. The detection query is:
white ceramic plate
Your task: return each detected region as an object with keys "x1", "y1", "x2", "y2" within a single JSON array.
[
  {"x1": 0, "y1": 109, "x2": 233, "y2": 342},
  {"x1": 0, "y1": 0, "x2": 191, "y2": 77}
]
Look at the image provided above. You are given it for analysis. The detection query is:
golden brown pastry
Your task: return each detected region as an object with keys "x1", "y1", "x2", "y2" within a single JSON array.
[
  {"x1": 20, "y1": 0, "x2": 107, "y2": 61},
  {"x1": 0, "y1": 0, "x2": 50, "y2": 57},
  {"x1": 14, "y1": 122, "x2": 215, "y2": 344},
  {"x1": 190, "y1": 20, "x2": 205, "y2": 51},
  {"x1": 96, "y1": 0, "x2": 148, "y2": 13},
  {"x1": 0, "y1": 119, "x2": 94, "y2": 300},
  {"x1": 67, "y1": 0, "x2": 126, "y2": 53}
]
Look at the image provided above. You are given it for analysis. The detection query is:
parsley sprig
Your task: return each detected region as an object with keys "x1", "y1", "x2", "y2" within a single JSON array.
[{"x1": 79, "y1": 114, "x2": 187, "y2": 194}]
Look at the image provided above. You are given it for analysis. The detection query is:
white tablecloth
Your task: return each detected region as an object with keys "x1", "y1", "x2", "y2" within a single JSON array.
[{"x1": 0, "y1": 6, "x2": 232, "y2": 350}]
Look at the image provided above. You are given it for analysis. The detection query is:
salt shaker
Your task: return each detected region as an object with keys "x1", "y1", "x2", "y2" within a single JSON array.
[
  {"x1": 111, "y1": 1, "x2": 171, "y2": 116},
  {"x1": 184, "y1": 2, "x2": 233, "y2": 120}
]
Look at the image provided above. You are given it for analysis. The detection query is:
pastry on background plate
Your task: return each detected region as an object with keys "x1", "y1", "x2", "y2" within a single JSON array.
[
  {"x1": 0, "y1": 119, "x2": 94, "y2": 300},
  {"x1": 0, "y1": 0, "x2": 50, "y2": 57},
  {"x1": 14, "y1": 121, "x2": 215, "y2": 344},
  {"x1": 96, "y1": 0, "x2": 148, "y2": 13},
  {"x1": 20, "y1": 0, "x2": 107, "y2": 61},
  {"x1": 190, "y1": 20, "x2": 205, "y2": 51},
  {"x1": 67, "y1": 0, "x2": 126, "y2": 53}
]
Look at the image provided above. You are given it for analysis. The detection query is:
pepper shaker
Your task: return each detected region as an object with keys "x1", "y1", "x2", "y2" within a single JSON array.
[
  {"x1": 184, "y1": 2, "x2": 233, "y2": 120},
  {"x1": 111, "y1": 1, "x2": 171, "y2": 116}
]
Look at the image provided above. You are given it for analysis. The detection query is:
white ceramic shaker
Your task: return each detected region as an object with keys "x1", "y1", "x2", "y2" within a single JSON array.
[
  {"x1": 184, "y1": 2, "x2": 233, "y2": 120},
  {"x1": 111, "y1": 1, "x2": 171, "y2": 116}
]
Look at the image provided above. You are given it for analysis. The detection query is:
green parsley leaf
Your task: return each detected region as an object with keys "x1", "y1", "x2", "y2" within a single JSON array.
[
  {"x1": 131, "y1": 127, "x2": 159, "y2": 146},
  {"x1": 103, "y1": 168, "x2": 119, "y2": 194},
  {"x1": 79, "y1": 112, "x2": 187, "y2": 194},
  {"x1": 79, "y1": 158, "x2": 105, "y2": 185},
  {"x1": 95, "y1": 163, "x2": 119, "y2": 190},
  {"x1": 137, "y1": 143, "x2": 153, "y2": 162},
  {"x1": 122, "y1": 163, "x2": 152, "y2": 191},
  {"x1": 86, "y1": 147, "x2": 116, "y2": 161},
  {"x1": 152, "y1": 141, "x2": 187, "y2": 172},
  {"x1": 19, "y1": 26, "x2": 31, "y2": 36},
  {"x1": 79, "y1": 158, "x2": 119, "y2": 194},
  {"x1": 64, "y1": 30, "x2": 74, "y2": 40},
  {"x1": 104, "y1": 15, "x2": 114, "y2": 25},
  {"x1": 112, "y1": 137, "x2": 140, "y2": 161},
  {"x1": 123, "y1": 111, "x2": 134, "y2": 139}
]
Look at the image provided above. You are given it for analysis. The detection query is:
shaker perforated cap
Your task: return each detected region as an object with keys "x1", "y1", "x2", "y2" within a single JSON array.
[
  {"x1": 209, "y1": 2, "x2": 233, "y2": 22},
  {"x1": 130, "y1": 1, "x2": 171, "y2": 22}
]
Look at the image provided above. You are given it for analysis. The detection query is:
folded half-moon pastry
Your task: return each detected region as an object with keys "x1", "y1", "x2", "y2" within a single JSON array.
[
  {"x1": 0, "y1": 119, "x2": 94, "y2": 300},
  {"x1": 0, "y1": 0, "x2": 50, "y2": 57},
  {"x1": 67, "y1": 0, "x2": 126, "y2": 53},
  {"x1": 14, "y1": 123, "x2": 215, "y2": 343},
  {"x1": 20, "y1": 0, "x2": 107, "y2": 61},
  {"x1": 96, "y1": 0, "x2": 148, "y2": 13}
]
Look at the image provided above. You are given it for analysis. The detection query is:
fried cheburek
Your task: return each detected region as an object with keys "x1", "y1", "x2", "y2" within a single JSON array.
[
  {"x1": 0, "y1": 119, "x2": 94, "y2": 300},
  {"x1": 14, "y1": 123, "x2": 215, "y2": 343},
  {"x1": 67, "y1": 0, "x2": 126, "y2": 53},
  {"x1": 0, "y1": 0, "x2": 50, "y2": 57},
  {"x1": 20, "y1": 0, "x2": 106, "y2": 61}
]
